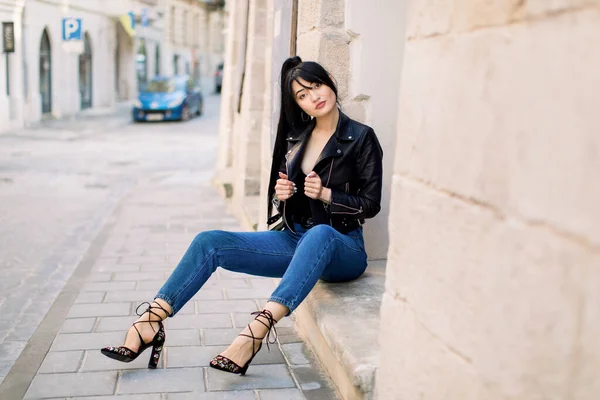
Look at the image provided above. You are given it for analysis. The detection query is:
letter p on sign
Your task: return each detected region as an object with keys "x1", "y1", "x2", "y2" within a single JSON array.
[{"x1": 62, "y1": 18, "x2": 82, "y2": 41}]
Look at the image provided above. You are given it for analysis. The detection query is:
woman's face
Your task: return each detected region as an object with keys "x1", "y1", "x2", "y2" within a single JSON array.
[{"x1": 291, "y1": 77, "x2": 336, "y2": 119}]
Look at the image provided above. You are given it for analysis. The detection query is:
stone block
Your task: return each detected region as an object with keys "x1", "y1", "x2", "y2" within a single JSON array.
[
  {"x1": 217, "y1": 268, "x2": 252, "y2": 279},
  {"x1": 87, "y1": 272, "x2": 113, "y2": 282},
  {"x1": 322, "y1": 0, "x2": 345, "y2": 28},
  {"x1": 405, "y1": 0, "x2": 453, "y2": 39},
  {"x1": 104, "y1": 290, "x2": 158, "y2": 303},
  {"x1": 526, "y1": 0, "x2": 599, "y2": 18},
  {"x1": 384, "y1": 178, "x2": 594, "y2": 398},
  {"x1": 298, "y1": 0, "x2": 321, "y2": 34},
  {"x1": 177, "y1": 301, "x2": 196, "y2": 315},
  {"x1": 297, "y1": 31, "x2": 321, "y2": 61},
  {"x1": 166, "y1": 314, "x2": 233, "y2": 329},
  {"x1": 136, "y1": 280, "x2": 164, "y2": 291},
  {"x1": 92, "y1": 264, "x2": 140, "y2": 272},
  {"x1": 24, "y1": 371, "x2": 118, "y2": 399},
  {"x1": 96, "y1": 316, "x2": 137, "y2": 332},
  {"x1": 117, "y1": 367, "x2": 205, "y2": 394},
  {"x1": 318, "y1": 31, "x2": 351, "y2": 101},
  {"x1": 119, "y1": 256, "x2": 171, "y2": 265},
  {"x1": 166, "y1": 345, "x2": 284, "y2": 368},
  {"x1": 291, "y1": 365, "x2": 338, "y2": 397},
  {"x1": 51, "y1": 332, "x2": 124, "y2": 351},
  {"x1": 395, "y1": 10, "x2": 600, "y2": 245},
  {"x1": 75, "y1": 291, "x2": 105, "y2": 304},
  {"x1": 0, "y1": 341, "x2": 26, "y2": 361},
  {"x1": 168, "y1": 391, "x2": 255, "y2": 400},
  {"x1": 206, "y1": 364, "x2": 295, "y2": 391},
  {"x1": 276, "y1": 327, "x2": 303, "y2": 345},
  {"x1": 192, "y1": 289, "x2": 224, "y2": 300},
  {"x1": 203, "y1": 328, "x2": 242, "y2": 346},
  {"x1": 195, "y1": 299, "x2": 257, "y2": 313},
  {"x1": 225, "y1": 289, "x2": 275, "y2": 300},
  {"x1": 165, "y1": 326, "x2": 202, "y2": 347},
  {"x1": 83, "y1": 282, "x2": 136, "y2": 292},
  {"x1": 67, "y1": 303, "x2": 131, "y2": 318},
  {"x1": 451, "y1": 0, "x2": 525, "y2": 31},
  {"x1": 259, "y1": 389, "x2": 304, "y2": 400},
  {"x1": 72, "y1": 395, "x2": 161, "y2": 400},
  {"x1": 281, "y1": 343, "x2": 311, "y2": 365},
  {"x1": 572, "y1": 260, "x2": 600, "y2": 398},
  {"x1": 248, "y1": 278, "x2": 277, "y2": 289},
  {"x1": 61, "y1": 317, "x2": 97, "y2": 333},
  {"x1": 38, "y1": 351, "x2": 83, "y2": 373},
  {"x1": 5, "y1": 314, "x2": 44, "y2": 341},
  {"x1": 113, "y1": 271, "x2": 166, "y2": 281},
  {"x1": 376, "y1": 294, "x2": 486, "y2": 400}
]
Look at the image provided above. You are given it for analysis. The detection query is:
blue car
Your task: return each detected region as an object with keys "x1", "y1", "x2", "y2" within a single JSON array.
[{"x1": 133, "y1": 75, "x2": 204, "y2": 122}]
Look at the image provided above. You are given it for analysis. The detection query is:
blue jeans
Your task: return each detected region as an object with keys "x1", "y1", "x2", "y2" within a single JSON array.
[{"x1": 155, "y1": 223, "x2": 368, "y2": 316}]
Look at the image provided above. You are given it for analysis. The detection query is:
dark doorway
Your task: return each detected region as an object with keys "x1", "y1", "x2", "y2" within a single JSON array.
[
  {"x1": 39, "y1": 28, "x2": 52, "y2": 114},
  {"x1": 136, "y1": 40, "x2": 147, "y2": 90},
  {"x1": 155, "y1": 44, "x2": 160, "y2": 76},
  {"x1": 79, "y1": 32, "x2": 93, "y2": 109},
  {"x1": 173, "y1": 54, "x2": 179, "y2": 75}
]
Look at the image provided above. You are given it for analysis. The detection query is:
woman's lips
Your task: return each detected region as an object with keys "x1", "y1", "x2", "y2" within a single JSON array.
[{"x1": 315, "y1": 100, "x2": 326, "y2": 110}]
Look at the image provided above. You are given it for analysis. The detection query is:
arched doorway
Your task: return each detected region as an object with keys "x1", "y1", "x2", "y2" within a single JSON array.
[
  {"x1": 39, "y1": 28, "x2": 52, "y2": 114},
  {"x1": 79, "y1": 32, "x2": 93, "y2": 109}
]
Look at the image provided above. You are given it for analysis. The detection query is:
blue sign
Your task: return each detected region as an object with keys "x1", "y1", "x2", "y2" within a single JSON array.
[
  {"x1": 62, "y1": 18, "x2": 82, "y2": 41},
  {"x1": 128, "y1": 12, "x2": 136, "y2": 30},
  {"x1": 141, "y1": 8, "x2": 149, "y2": 27}
]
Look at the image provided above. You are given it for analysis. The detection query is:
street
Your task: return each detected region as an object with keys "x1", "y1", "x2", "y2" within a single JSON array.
[{"x1": 0, "y1": 94, "x2": 339, "y2": 399}]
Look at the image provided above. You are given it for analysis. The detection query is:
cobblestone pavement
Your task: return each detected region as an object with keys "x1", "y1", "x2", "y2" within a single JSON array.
[{"x1": 0, "y1": 95, "x2": 339, "y2": 399}]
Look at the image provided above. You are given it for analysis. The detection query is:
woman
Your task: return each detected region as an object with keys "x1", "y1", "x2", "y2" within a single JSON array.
[{"x1": 101, "y1": 56, "x2": 383, "y2": 375}]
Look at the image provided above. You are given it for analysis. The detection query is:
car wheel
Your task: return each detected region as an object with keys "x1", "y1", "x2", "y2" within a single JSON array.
[{"x1": 181, "y1": 106, "x2": 190, "y2": 121}]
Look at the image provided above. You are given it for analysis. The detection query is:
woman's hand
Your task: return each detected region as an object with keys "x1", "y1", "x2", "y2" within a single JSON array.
[
  {"x1": 275, "y1": 172, "x2": 296, "y2": 201},
  {"x1": 305, "y1": 171, "x2": 331, "y2": 202}
]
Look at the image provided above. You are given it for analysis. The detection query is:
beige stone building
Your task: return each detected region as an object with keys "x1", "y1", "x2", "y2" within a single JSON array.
[
  {"x1": 0, "y1": 0, "x2": 225, "y2": 135},
  {"x1": 215, "y1": 1, "x2": 600, "y2": 399}
]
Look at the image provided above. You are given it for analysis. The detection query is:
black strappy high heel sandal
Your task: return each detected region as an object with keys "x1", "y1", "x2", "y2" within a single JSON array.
[
  {"x1": 101, "y1": 301, "x2": 171, "y2": 369},
  {"x1": 209, "y1": 309, "x2": 278, "y2": 375}
]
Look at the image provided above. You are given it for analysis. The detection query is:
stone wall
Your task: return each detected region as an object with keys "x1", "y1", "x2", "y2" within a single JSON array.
[{"x1": 377, "y1": 1, "x2": 600, "y2": 399}]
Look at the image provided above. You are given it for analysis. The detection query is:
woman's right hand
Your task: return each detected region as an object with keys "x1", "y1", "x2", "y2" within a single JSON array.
[{"x1": 275, "y1": 172, "x2": 296, "y2": 201}]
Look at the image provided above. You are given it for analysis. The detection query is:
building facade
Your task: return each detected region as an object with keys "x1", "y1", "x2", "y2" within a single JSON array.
[
  {"x1": 215, "y1": 1, "x2": 600, "y2": 399},
  {"x1": 0, "y1": 0, "x2": 225, "y2": 135}
]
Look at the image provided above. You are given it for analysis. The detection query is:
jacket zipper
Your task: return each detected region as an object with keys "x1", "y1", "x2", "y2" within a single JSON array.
[{"x1": 283, "y1": 153, "x2": 294, "y2": 232}]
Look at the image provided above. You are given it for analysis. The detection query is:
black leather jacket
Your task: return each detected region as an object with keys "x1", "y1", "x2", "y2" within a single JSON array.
[{"x1": 273, "y1": 110, "x2": 383, "y2": 234}]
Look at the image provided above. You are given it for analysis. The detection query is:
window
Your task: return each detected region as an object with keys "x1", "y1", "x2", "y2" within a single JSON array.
[
  {"x1": 155, "y1": 44, "x2": 160, "y2": 76},
  {"x1": 182, "y1": 11, "x2": 187, "y2": 46},
  {"x1": 170, "y1": 6, "x2": 175, "y2": 43}
]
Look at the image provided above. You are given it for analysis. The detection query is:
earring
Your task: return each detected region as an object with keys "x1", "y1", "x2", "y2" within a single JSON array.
[{"x1": 301, "y1": 111, "x2": 310, "y2": 122}]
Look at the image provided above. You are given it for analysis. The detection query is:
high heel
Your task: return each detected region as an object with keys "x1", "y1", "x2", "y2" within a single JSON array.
[
  {"x1": 101, "y1": 301, "x2": 170, "y2": 369},
  {"x1": 209, "y1": 309, "x2": 278, "y2": 375}
]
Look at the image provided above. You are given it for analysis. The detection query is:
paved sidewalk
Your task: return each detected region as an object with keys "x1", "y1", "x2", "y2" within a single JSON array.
[{"x1": 1, "y1": 170, "x2": 339, "y2": 399}]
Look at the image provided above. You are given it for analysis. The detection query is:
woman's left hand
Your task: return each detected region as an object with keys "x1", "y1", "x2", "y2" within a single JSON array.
[{"x1": 304, "y1": 172, "x2": 323, "y2": 200}]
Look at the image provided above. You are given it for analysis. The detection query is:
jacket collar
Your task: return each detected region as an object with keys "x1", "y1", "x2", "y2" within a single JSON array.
[
  {"x1": 285, "y1": 109, "x2": 355, "y2": 180},
  {"x1": 286, "y1": 109, "x2": 355, "y2": 143}
]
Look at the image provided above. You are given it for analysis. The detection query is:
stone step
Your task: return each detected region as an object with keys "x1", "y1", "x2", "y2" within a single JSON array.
[{"x1": 295, "y1": 260, "x2": 386, "y2": 400}]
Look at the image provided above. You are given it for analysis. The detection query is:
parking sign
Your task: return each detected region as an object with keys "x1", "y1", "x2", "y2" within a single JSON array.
[{"x1": 62, "y1": 18, "x2": 82, "y2": 41}]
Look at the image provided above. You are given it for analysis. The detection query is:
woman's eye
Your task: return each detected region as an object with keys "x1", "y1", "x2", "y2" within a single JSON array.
[
  {"x1": 314, "y1": 83, "x2": 321, "y2": 88},
  {"x1": 299, "y1": 94, "x2": 306, "y2": 99}
]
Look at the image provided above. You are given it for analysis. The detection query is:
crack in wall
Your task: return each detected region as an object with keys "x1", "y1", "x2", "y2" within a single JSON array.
[
  {"x1": 407, "y1": 3, "x2": 599, "y2": 42},
  {"x1": 397, "y1": 174, "x2": 600, "y2": 252}
]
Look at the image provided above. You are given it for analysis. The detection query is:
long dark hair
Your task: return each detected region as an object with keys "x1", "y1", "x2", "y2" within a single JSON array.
[{"x1": 266, "y1": 57, "x2": 339, "y2": 221}]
